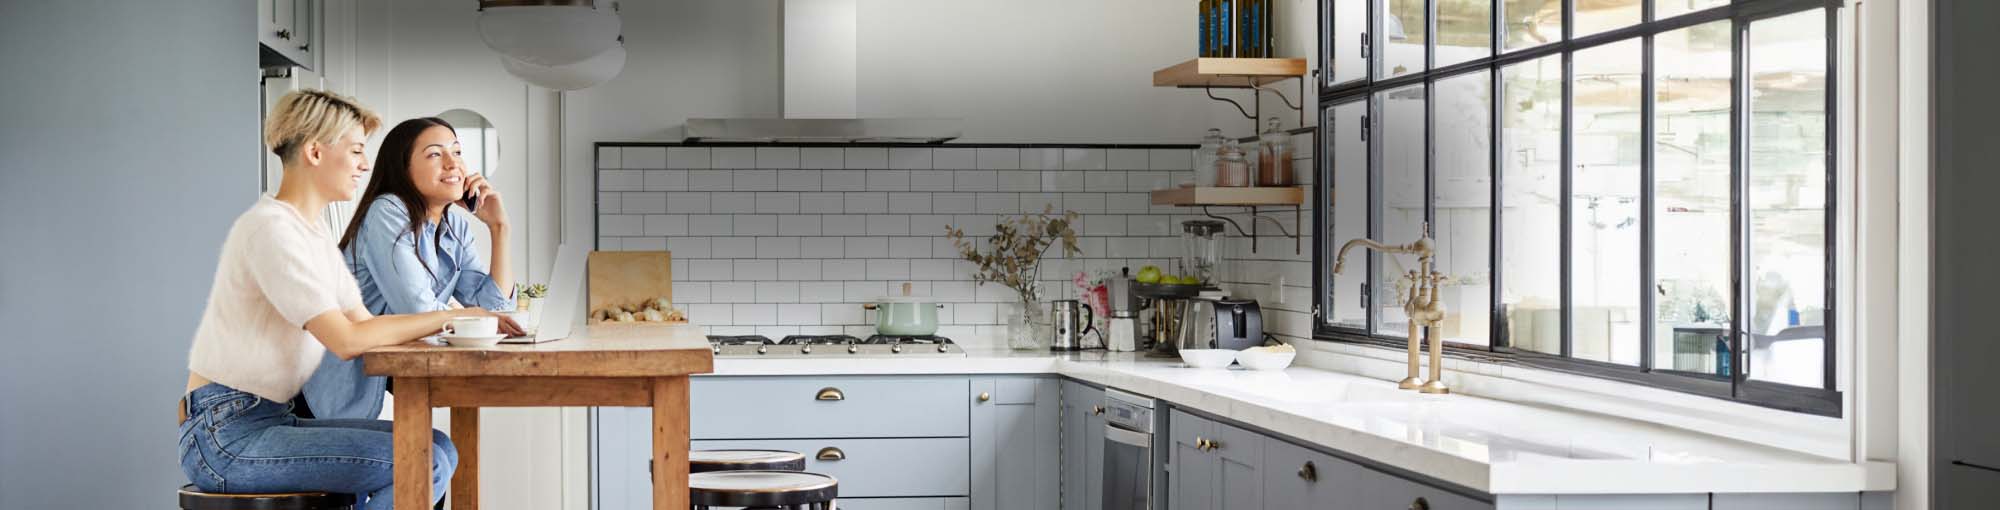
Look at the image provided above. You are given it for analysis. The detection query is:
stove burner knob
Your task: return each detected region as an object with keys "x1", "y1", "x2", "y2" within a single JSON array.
[
  {"x1": 757, "y1": 345, "x2": 768, "y2": 355},
  {"x1": 938, "y1": 344, "x2": 949, "y2": 353},
  {"x1": 802, "y1": 345, "x2": 812, "y2": 354},
  {"x1": 892, "y1": 345, "x2": 904, "y2": 354},
  {"x1": 712, "y1": 345, "x2": 721, "y2": 354},
  {"x1": 848, "y1": 345, "x2": 859, "y2": 354}
]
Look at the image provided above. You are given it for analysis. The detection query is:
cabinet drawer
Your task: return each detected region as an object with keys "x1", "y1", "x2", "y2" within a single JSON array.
[
  {"x1": 692, "y1": 377, "x2": 969, "y2": 439},
  {"x1": 1262, "y1": 435, "x2": 1491, "y2": 510},
  {"x1": 692, "y1": 438, "x2": 971, "y2": 498}
]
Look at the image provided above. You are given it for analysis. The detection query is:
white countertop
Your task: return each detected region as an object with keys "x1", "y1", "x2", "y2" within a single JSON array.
[{"x1": 704, "y1": 349, "x2": 1894, "y2": 495}]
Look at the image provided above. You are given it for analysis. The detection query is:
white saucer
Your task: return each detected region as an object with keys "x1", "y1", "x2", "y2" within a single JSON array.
[{"x1": 442, "y1": 333, "x2": 507, "y2": 348}]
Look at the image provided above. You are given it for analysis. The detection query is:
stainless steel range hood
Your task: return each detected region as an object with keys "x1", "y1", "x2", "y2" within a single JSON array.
[
  {"x1": 685, "y1": 0, "x2": 960, "y2": 144},
  {"x1": 683, "y1": 118, "x2": 960, "y2": 144}
]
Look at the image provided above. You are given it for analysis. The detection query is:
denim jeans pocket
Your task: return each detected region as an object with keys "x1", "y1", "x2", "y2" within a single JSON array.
[{"x1": 179, "y1": 422, "x2": 227, "y2": 492}]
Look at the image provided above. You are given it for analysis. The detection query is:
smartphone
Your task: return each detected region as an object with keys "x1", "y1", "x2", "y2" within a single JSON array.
[{"x1": 460, "y1": 188, "x2": 478, "y2": 213}]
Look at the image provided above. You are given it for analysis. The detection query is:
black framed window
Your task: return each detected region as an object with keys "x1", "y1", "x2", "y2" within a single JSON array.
[{"x1": 1313, "y1": 0, "x2": 1842, "y2": 416}]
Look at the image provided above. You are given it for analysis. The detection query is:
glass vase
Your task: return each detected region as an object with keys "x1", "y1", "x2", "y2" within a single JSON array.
[{"x1": 1007, "y1": 298, "x2": 1050, "y2": 350}]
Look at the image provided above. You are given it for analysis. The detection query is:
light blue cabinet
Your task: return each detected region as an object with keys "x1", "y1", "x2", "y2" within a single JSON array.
[
  {"x1": 1260, "y1": 434, "x2": 1490, "y2": 510},
  {"x1": 971, "y1": 377, "x2": 1062, "y2": 510},
  {"x1": 1168, "y1": 409, "x2": 1263, "y2": 510},
  {"x1": 1060, "y1": 380, "x2": 1105, "y2": 510}
]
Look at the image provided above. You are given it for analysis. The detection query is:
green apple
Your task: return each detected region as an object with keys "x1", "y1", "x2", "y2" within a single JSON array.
[{"x1": 1136, "y1": 265, "x2": 1163, "y2": 284}]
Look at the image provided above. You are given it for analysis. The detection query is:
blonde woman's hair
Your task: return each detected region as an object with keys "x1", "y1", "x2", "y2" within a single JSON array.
[{"x1": 263, "y1": 89, "x2": 381, "y2": 164}]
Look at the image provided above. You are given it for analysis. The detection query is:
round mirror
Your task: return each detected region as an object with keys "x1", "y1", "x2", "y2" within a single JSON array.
[{"x1": 437, "y1": 109, "x2": 497, "y2": 176}]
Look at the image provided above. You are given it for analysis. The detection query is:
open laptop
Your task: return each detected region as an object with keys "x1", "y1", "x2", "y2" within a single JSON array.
[{"x1": 503, "y1": 243, "x2": 585, "y2": 344}]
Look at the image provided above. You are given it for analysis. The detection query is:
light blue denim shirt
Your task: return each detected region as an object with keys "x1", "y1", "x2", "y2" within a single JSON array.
[{"x1": 301, "y1": 195, "x2": 513, "y2": 419}]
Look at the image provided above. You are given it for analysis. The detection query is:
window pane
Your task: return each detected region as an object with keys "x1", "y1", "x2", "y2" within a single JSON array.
[
  {"x1": 1654, "y1": 21, "x2": 1734, "y2": 378},
  {"x1": 1332, "y1": 0, "x2": 1369, "y2": 85},
  {"x1": 1747, "y1": 10, "x2": 1828, "y2": 388},
  {"x1": 1575, "y1": 0, "x2": 1641, "y2": 39},
  {"x1": 1502, "y1": 0, "x2": 1561, "y2": 52},
  {"x1": 1571, "y1": 39, "x2": 1643, "y2": 365},
  {"x1": 1438, "y1": 0, "x2": 1494, "y2": 67},
  {"x1": 1434, "y1": 71, "x2": 1493, "y2": 346},
  {"x1": 1376, "y1": 84, "x2": 1427, "y2": 338},
  {"x1": 1380, "y1": 0, "x2": 1427, "y2": 78},
  {"x1": 1656, "y1": 0, "x2": 1728, "y2": 20},
  {"x1": 1500, "y1": 55, "x2": 1563, "y2": 355},
  {"x1": 1328, "y1": 100, "x2": 1371, "y2": 329}
]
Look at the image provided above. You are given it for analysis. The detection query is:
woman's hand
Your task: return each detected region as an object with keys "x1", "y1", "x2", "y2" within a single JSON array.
[
  {"x1": 447, "y1": 307, "x2": 527, "y2": 337},
  {"x1": 463, "y1": 173, "x2": 507, "y2": 229}
]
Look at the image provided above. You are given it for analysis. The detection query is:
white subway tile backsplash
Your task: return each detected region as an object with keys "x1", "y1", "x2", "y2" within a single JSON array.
[
  {"x1": 976, "y1": 148, "x2": 1021, "y2": 170},
  {"x1": 910, "y1": 259, "x2": 954, "y2": 280},
  {"x1": 778, "y1": 260, "x2": 823, "y2": 281},
  {"x1": 889, "y1": 148, "x2": 931, "y2": 169},
  {"x1": 734, "y1": 169, "x2": 777, "y2": 191},
  {"x1": 734, "y1": 304, "x2": 776, "y2": 324},
  {"x1": 1021, "y1": 148, "x2": 1062, "y2": 170},
  {"x1": 953, "y1": 303, "x2": 997, "y2": 324},
  {"x1": 756, "y1": 192, "x2": 801, "y2": 213},
  {"x1": 753, "y1": 325, "x2": 800, "y2": 337},
  {"x1": 598, "y1": 192, "x2": 622, "y2": 213},
  {"x1": 1127, "y1": 215, "x2": 1170, "y2": 236},
  {"x1": 973, "y1": 283, "x2": 1015, "y2": 303},
  {"x1": 932, "y1": 281, "x2": 975, "y2": 302},
  {"x1": 1107, "y1": 238, "x2": 1150, "y2": 258},
  {"x1": 1149, "y1": 237, "x2": 1181, "y2": 258},
  {"x1": 931, "y1": 193, "x2": 977, "y2": 214},
  {"x1": 1082, "y1": 216, "x2": 1126, "y2": 236},
  {"x1": 800, "y1": 193, "x2": 844, "y2": 214},
  {"x1": 600, "y1": 214, "x2": 642, "y2": 236},
  {"x1": 822, "y1": 215, "x2": 866, "y2": 236},
  {"x1": 1084, "y1": 172, "x2": 1127, "y2": 192},
  {"x1": 674, "y1": 281, "x2": 711, "y2": 303},
  {"x1": 953, "y1": 170, "x2": 997, "y2": 192},
  {"x1": 645, "y1": 170, "x2": 688, "y2": 191},
  {"x1": 1020, "y1": 193, "x2": 1061, "y2": 214},
  {"x1": 933, "y1": 148, "x2": 977, "y2": 170},
  {"x1": 732, "y1": 260, "x2": 776, "y2": 282},
  {"x1": 1149, "y1": 149, "x2": 1192, "y2": 170},
  {"x1": 597, "y1": 237, "x2": 622, "y2": 250},
  {"x1": 909, "y1": 171, "x2": 956, "y2": 191},
  {"x1": 712, "y1": 147, "x2": 756, "y2": 169},
  {"x1": 756, "y1": 147, "x2": 801, "y2": 169},
  {"x1": 779, "y1": 216, "x2": 821, "y2": 236},
  {"x1": 1127, "y1": 171, "x2": 1169, "y2": 193},
  {"x1": 777, "y1": 171, "x2": 821, "y2": 192},
  {"x1": 951, "y1": 215, "x2": 996, "y2": 236},
  {"x1": 712, "y1": 237, "x2": 757, "y2": 258},
  {"x1": 803, "y1": 237, "x2": 845, "y2": 257},
  {"x1": 688, "y1": 304, "x2": 733, "y2": 325},
  {"x1": 997, "y1": 171, "x2": 1039, "y2": 192},
  {"x1": 799, "y1": 281, "x2": 844, "y2": 302},
  {"x1": 668, "y1": 147, "x2": 710, "y2": 169},
  {"x1": 688, "y1": 170, "x2": 733, "y2": 191},
  {"x1": 910, "y1": 215, "x2": 953, "y2": 237},
  {"x1": 1062, "y1": 148, "x2": 1106, "y2": 170},
  {"x1": 976, "y1": 193, "x2": 1019, "y2": 214},
  {"x1": 668, "y1": 237, "x2": 712, "y2": 259},
  {"x1": 821, "y1": 303, "x2": 864, "y2": 324},
  {"x1": 823, "y1": 170, "x2": 867, "y2": 191},
  {"x1": 666, "y1": 193, "x2": 710, "y2": 214},
  {"x1": 624, "y1": 147, "x2": 667, "y2": 168},
  {"x1": 844, "y1": 147, "x2": 888, "y2": 169},
  {"x1": 1041, "y1": 171, "x2": 1083, "y2": 192},
  {"x1": 889, "y1": 237, "x2": 931, "y2": 256},
  {"x1": 733, "y1": 215, "x2": 776, "y2": 236},
  {"x1": 756, "y1": 281, "x2": 799, "y2": 303},
  {"x1": 714, "y1": 282, "x2": 756, "y2": 302},
  {"x1": 866, "y1": 215, "x2": 909, "y2": 235},
  {"x1": 866, "y1": 259, "x2": 910, "y2": 280},
  {"x1": 844, "y1": 281, "x2": 886, "y2": 301},
  {"x1": 866, "y1": 170, "x2": 910, "y2": 191},
  {"x1": 689, "y1": 259, "x2": 733, "y2": 281},
  {"x1": 801, "y1": 147, "x2": 844, "y2": 169},
  {"x1": 824, "y1": 260, "x2": 866, "y2": 280},
  {"x1": 624, "y1": 192, "x2": 667, "y2": 214},
  {"x1": 844, "y1": 192, "x2": 888, "y2": 213},
  {"x1": 844, "y1": 237, "x2": 888, "y2": 258},
  {"x1": 756, "y1": 237, "x2": 800, "y2": 258},
  {"x1": 777, "y1": 303, "x2": 820, "y2": 325},
  {"x1": 1061, "y1": 193, "x2": 1106, "y2": 214},
  {"x1": 689, "y1": 215, "x2": 733, "y2": 236},
  {"x1": 597, "y1": 147, "x2": 622, "y2": 169},
  {"x1": 888, "y1": 193, "x2": 931, "y2": 214},
  {"x1": 1108, "y1": 149, "x2": 1149, "y2": 170},
  {"x1": 711, "y1": 192, "x2": 756, "y2": 214},
  {"x1": 1075, "y1": 237, "x2": 1107, "y2": 258},
  {"x1": 644, "y1": 214, "x2": 688, "y2": 236},
  {"x1": 625, "y1": 237, "x2": 668, "y2": 251},
  {"x1": 600, "y1": 170, "x2": 643, "y2": 191}
]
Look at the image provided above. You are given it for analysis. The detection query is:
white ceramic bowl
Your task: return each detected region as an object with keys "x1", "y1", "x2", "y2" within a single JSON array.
[
  {"x1": 1235, "y1": 349, "x2": 1297, "y2": 371},
  {"x1": 1179, "y1": 349, "x2": 1238, "y2": 369}
]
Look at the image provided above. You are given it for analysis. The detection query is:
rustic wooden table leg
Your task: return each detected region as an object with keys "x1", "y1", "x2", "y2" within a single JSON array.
[
  {"x1": 651, "y1": 376, "x2": 690, "y2": 510},
  {"x1": 395, "y1": 377, "x2": 434, "y2": 510},
  {"x1": 450, "y1": 407, "x2": 480, "y2": 510}
]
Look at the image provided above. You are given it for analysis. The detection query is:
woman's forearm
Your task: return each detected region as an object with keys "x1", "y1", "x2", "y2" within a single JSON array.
[
  {"x1": 309, "y1": 308, "x2": 480, "y2": 360},
  {"x1": 489, "y1": 225, "x2": 513, "y2": 302}
]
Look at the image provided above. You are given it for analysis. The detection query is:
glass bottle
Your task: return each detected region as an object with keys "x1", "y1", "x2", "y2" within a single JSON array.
[
  {"x1": 1194, "y1": 128, "x2": 1226, "y2": 187},
  {"x1": 1257, "y1": 117, "x2": 1295, "y2": 186},
  {"x1": 1217, "y1": 141, "x2": 1250, "y2": 187}
]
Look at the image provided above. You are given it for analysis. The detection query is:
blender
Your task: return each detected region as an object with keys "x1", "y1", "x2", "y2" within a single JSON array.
[{"x1": 1181, "y1": 220, "x2": 1227, "y2": 288}]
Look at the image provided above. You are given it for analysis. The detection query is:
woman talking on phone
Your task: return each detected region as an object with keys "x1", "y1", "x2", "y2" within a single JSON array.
[
  {"x1": 179, "y1": 89, "x2": 477, "y2": 508},
  {"x1": 300, "y1": 116, "x2": 524, "y2": 421}
]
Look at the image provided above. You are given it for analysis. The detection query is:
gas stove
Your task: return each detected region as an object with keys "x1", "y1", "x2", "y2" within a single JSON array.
[{"x1": 708, "y1": 334, "x2": 967, "y2": 358}]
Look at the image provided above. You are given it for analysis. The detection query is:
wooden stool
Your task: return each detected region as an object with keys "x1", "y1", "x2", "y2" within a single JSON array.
[
  {"x1": 691, "y1": 449, "x2": 807, "y2": 473},
  {"x1": 689, "y1": 471, "x2": 837, "y2": 510},
  {"x1": 178, "y1": 485, "x2": 357, "y2": 510}
]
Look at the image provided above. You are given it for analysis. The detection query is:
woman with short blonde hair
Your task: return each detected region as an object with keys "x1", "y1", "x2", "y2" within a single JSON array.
[{"x1": 177, "y1": 89, "x2": 478, "y2": 509}]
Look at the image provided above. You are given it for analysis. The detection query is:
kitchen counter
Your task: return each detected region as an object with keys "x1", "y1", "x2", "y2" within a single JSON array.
[{"x1": 705, "y1": 348, "x2": 1894, "y2": 495}]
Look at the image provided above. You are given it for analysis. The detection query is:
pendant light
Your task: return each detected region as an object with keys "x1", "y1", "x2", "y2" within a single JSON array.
[
  {"x1": 478, "y1": 0, "x2": 625, "y2": 90},
  {"x1": 499, "y1": 43, "x2": 627, "y2": 91}
]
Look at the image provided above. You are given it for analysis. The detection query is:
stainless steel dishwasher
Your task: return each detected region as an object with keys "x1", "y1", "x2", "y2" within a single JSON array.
[{"x1": 1102, "y1": 388, "x2": 1155, "y2": 510}]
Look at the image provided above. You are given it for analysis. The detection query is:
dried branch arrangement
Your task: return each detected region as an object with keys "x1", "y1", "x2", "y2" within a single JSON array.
[{"x1": 945, "y1": 206, "x2": 1082, "y2": 304}]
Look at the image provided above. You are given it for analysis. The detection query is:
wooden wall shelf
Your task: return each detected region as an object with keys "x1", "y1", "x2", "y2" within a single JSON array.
[
  {"x1": 1151, "y1": 186, "x2": 1305, "y2": 206},
  {"x1": 1152, "y1": 58, "x2": 1309, "y2": 88}
]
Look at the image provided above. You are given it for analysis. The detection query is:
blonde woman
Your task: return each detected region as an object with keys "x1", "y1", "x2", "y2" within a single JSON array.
[{"x1": 178, "y1": 89, "x2": 480, "y2": 508}]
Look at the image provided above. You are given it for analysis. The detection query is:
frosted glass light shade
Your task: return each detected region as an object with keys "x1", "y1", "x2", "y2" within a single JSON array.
[
  {"x1": 477, "y1": 5, "x2": 621, "y2": 67},
  {"x1": 500, "y1": 44, "x2": 625, "y2": 90}
]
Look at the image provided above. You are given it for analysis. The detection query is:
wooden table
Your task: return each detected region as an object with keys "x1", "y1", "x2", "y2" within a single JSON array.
[{"x1": 364, "y1": 324, "x2": 714, "y2": 510}]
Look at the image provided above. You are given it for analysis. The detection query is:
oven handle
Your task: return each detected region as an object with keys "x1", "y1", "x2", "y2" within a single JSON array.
[{"x1": 1105, "y1": 425, "x2": 1151, "y2": 447}]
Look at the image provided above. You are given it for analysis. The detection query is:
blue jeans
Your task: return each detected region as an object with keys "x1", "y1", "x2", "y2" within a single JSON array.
[{"x1": 177, "y1": 383, "x2": 456, "y2": 510}]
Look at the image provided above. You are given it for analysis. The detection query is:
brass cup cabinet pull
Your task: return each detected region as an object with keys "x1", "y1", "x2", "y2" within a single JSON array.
[
  {"x1": 816, "y1": 447, "x2": 845, "y2": 461},
  {"x1": 815, "y1": 387, "x2": 845, "y2": 401}
]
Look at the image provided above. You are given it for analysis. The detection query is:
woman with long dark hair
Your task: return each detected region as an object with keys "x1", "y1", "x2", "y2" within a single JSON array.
[
  {"x1": 300, "y1": 117, "x2": 523, "y2": 420},
  {"x1": 179, "y1": 89, "x2": 473, "y2": 508}
]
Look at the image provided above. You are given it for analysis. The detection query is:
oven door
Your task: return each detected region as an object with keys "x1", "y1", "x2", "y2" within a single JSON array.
[{"x1": 1102, "y1": 424, "x2": 1152, "y2": 510}]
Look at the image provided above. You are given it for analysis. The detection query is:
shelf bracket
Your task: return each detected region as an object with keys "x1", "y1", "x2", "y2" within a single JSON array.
[
  {"x1": 1203, "y1": 84, "x2": 1258, "y2": 121},
  {"x1": 1200, "y1": 205, "x2": 1303, "y2": 255}
]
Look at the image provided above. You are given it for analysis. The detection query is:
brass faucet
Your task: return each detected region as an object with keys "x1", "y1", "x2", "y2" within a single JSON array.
[{"x1": 1331, "y1": 224, "x2": 1451, "y2": 394}]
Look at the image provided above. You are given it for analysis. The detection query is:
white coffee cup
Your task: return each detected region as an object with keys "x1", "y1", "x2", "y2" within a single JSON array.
[{"x1": 443, "y1": 316, "x2": 499, "y2": 337}]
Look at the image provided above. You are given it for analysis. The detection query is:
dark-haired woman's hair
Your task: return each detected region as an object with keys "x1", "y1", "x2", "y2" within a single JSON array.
[{"x1": 338, "y1": 117, "x2": 456, "y2": 277}]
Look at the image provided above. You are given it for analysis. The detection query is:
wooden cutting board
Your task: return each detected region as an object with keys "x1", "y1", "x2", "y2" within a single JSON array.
[{"x1": 588, "y1": 251, "x2": 672, "y2": 315}]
